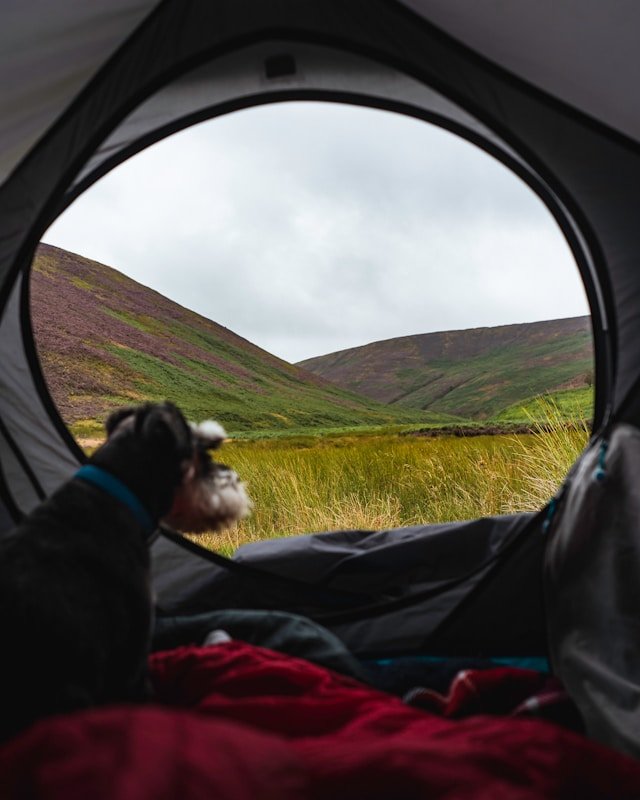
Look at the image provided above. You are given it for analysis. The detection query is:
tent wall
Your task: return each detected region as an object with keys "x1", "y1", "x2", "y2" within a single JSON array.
[
  {"x1": 400, "y1": 0, "x2": 640, "y2": 144},
  {"x1": 0, "y1": 275, "x2": 79, "y2": 526},
  {"x1": 0, "y1": 0, "x2": 159, "y2": 186}
]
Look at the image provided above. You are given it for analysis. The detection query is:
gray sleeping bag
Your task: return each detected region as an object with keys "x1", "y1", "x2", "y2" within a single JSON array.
[{"x1": 545, "y1": 422, "x2": 640, "y2": 757}]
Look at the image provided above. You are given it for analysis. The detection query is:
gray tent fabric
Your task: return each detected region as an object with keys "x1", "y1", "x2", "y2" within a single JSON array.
[
  {"x1": 0, "y1": 0, "x2": 159, "y2": 185},
  {"x1": 152, "y1": 513, "x2": 545, "y2": 658},
  {"x1": 2, "y1": 0, "x2": 640, "y2": 756},
  {"x1": 0, "y1": 275, "x2": 79, "y2": 515},
  {"x1": 545, "y1": 423, "x2": 640, "y2": 758},
  {"x1": 400, "y1": 0, "x2": 640, "y2": 143}
]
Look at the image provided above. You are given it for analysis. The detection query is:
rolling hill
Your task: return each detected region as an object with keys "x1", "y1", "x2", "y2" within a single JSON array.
[
  {"x1": 30, "y1": 244, "x2": 438, "y2": 436},
  {"x1": 297, "y1": 318, "x2": 593, "y2": 421}
]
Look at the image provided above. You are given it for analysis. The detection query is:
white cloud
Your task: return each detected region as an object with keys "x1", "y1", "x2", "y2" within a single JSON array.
[{"x1": 44, "y1": 101, "x2": 589, "y2": 363}]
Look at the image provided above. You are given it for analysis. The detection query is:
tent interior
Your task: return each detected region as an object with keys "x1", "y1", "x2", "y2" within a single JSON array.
[{"x1": 4, "y1": 0, "x2": 640, "y2": 786}]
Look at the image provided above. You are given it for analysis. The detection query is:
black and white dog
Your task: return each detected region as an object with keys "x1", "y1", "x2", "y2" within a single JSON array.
[{"x1": 0, "y1": 401, "x2": 249, "y2": 740}]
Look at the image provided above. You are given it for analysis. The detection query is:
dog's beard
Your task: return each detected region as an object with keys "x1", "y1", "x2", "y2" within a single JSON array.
[
  {"x1": 162, "y1": 420, "x2": 251, "y2": 534},
  {"x1": 164, "y1": 464, "x2": 251, "y2": 533}
]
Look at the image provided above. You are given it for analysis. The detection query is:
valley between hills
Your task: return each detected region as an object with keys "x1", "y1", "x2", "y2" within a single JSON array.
[{"x1": 31, "y1": 244, "x2": 593, "y2": 440}]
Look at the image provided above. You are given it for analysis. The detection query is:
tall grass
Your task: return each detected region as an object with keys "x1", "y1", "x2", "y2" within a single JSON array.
[
  {"x1": 501, "y1": 400, "x2": 591, "y2": 512},
  {"x1": 193, "y1": 407, "x2": 590, "y2": 555}
]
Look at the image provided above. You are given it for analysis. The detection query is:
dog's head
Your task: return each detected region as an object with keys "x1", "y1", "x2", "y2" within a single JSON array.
[
  {"x1": 92, "y1": 402, "x2": 250, "y2": 533},
  {"x1": 165, "y1": 419, "x2": 252, "y2": 533}
]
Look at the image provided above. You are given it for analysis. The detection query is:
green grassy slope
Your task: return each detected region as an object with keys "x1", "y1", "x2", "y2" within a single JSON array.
[
  {"x1": 31, "y1": 244, "x2": 440, "y2": 435},
  {"x1": 496, "y1": 386, "x2": 593, "y2": 423},
  {"x1": 298, "y1": 318, "x2": 593, "y2": 420}
]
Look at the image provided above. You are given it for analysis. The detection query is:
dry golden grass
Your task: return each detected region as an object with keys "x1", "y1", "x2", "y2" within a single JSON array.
[{"x1": 189, "y1": 410, "x2": 590, "y2": 556}]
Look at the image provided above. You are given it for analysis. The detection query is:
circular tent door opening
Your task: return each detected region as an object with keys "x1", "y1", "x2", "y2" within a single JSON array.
[{"x1": 33, "y1": 101, "x2": 593, "y2": 552}]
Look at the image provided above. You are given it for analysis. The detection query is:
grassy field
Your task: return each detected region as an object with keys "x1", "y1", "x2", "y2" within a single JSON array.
[
  {"x1": 191, "y1": 413, "x2": 590, "y2": 556},
  {"x1": 496, "y1": 386, "x2": 593, "y2": 423}
]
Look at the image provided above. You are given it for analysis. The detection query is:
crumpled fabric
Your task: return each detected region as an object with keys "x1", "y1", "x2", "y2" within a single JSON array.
[{"x1": 1, "y1": 641, "x2": 640, "y2": 800}]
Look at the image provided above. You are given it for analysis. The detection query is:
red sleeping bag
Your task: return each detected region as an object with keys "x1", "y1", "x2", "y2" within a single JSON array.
[{"x1": 1, "y1": 641, "x2": 639, "y2": 799}]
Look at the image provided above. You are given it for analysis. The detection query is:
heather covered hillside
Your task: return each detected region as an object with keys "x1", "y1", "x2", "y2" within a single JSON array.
[
  {"x1": 298, "y1": 317, "x2": 593, "y2": 420},
  {"x1": 30, "y1": 244, "x2": 435, "y2": 435}
]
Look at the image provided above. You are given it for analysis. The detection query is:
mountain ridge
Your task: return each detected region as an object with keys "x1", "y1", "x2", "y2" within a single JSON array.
[
  {"x1": 297, "y1": 316, "x2": 593, "y2": 419},
  {"x1": 31, "y1": 243, "x2": 593, "y2": 432},
  {"x1": 31, "y1": 244, "x2": 433, "y2": 434},
  {"x1": 300, "y1": 315, "x2": 590, "y2": 362}
]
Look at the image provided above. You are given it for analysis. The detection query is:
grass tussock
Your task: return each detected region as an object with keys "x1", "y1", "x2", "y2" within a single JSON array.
[
  {"x1": 190, "y1": 404, "x2": 590, "y2": 556},
  {"x1": 501, "y1": 399, "x2": 590, "y2": 512}
]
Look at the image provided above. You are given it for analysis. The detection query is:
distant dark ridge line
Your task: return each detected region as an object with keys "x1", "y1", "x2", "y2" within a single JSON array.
[
  {"x1": 297, "y1": 315, "x2": 591, "y2": 365},
  {"x1": 405, "y1": 421, "x2": 592, "y2": 438}
]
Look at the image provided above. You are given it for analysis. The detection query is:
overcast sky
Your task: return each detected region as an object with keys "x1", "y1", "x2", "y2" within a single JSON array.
[{"x1": 43, "y1": 101, "x2": 589, "y2": 364}]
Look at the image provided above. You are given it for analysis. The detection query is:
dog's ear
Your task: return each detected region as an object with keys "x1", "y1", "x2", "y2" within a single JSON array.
[
  {"x1": 138, "y1": 402, "x2": 192, "y2": 456},
  {"x1": 190, "y1": 420, "x2": 227, "y2": 451},
  {"x1": 105, "y1": 406, "x2": 137, "y2": 437}
]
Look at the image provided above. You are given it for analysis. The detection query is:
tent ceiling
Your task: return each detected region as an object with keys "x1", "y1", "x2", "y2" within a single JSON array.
[
  {"x1": 0, "y1": 0, "x2": 158, "y2": 186},
  {"x1": 67, "y1": 41, "x2": 526, "y2": 201},
  {"x1": 400, "y1": 0, "x2": 640, "y2": 145}
]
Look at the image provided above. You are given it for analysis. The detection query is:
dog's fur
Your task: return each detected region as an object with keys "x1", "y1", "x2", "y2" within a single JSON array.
[{"x1": 0, "y1": 402, "x2": 249, "y2": 741}]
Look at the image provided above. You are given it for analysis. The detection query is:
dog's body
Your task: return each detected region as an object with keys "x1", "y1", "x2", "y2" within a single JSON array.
[{"x1": 0, "y1": 402, "x2": 249, "y2": 740}]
